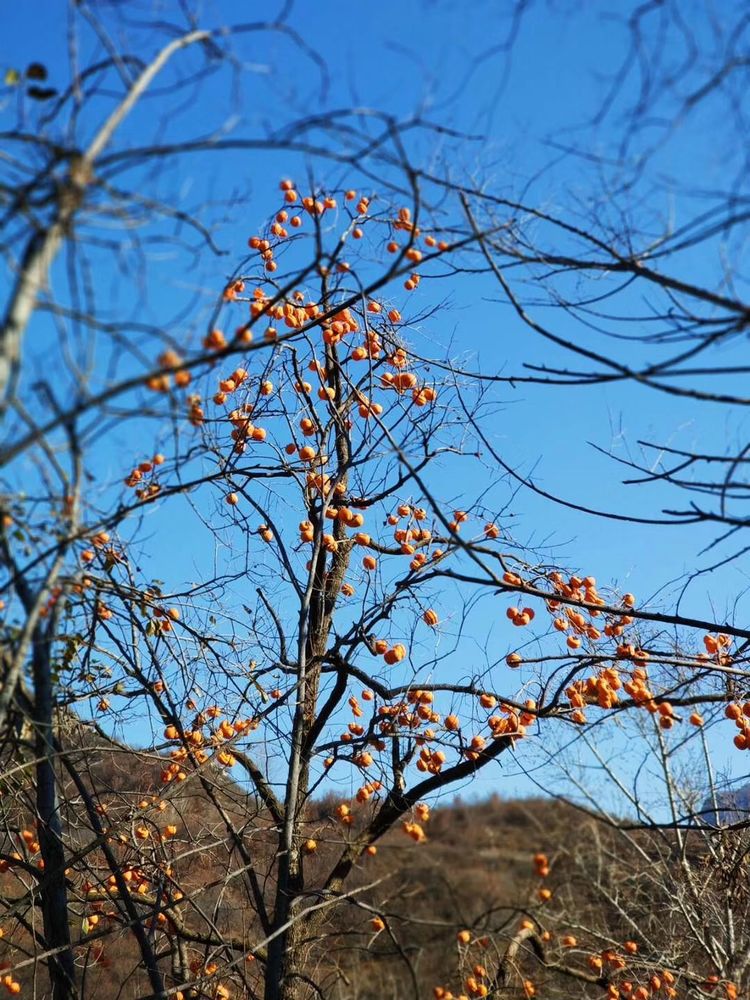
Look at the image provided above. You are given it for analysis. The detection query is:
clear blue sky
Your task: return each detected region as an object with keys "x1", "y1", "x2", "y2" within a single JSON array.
[{"x1": 2, "y1": 0, "x2": 748, "y2": 808}]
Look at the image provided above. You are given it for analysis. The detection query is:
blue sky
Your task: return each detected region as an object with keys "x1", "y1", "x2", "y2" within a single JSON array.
[{"x1": 2, "y1": 0, "x2": 748, "y2": 807}]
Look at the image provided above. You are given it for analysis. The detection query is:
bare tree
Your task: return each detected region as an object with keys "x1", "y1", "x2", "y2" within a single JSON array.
[
  {"x1": 470, "y1": 711, "x2": 750, "y2": 1000},
  {"x1": 2, "y1": 4, "x2": 750, "y2": 1000},
  {"x1": 446, "y1": 0, "x2": 750, "y2": 575}
]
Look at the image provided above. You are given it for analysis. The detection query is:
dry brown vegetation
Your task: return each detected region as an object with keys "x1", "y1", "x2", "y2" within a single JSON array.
[{"x1": 4, "y1": 728, "x2": 749, "y2": 1000}]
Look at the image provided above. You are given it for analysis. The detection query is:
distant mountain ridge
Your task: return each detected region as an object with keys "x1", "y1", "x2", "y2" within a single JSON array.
[{"x1": 700, "y1": 783, "x2": 750, "y2": 826}]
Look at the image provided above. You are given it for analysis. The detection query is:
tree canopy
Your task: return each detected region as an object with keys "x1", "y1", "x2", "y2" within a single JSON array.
[{"x1": 2, "y1": 3, "x2": 750, "y2": 1000}]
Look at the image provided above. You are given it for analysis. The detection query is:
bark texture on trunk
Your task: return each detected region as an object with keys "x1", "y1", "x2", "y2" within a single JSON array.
[{"x1": 32, "y1": 632, "x2": 78, "y2": 1000}]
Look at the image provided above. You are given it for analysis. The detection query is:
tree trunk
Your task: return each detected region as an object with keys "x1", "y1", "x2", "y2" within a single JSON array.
[
  {"x1": 264, "y1": 899, "x2": 309, "y2": 1000},
  {"x1": 32, "y1": 629, "x2": 77, "y2": 1000},
  {"x1": 266, "y1": 335, "x2": 351, "y2": 1000}
]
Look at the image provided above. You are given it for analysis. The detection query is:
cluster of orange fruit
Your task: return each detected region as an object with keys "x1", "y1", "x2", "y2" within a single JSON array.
[
  {"x1": 0, "y1": 974, "x2": 20, "y2": 995},
  {"x1": 430, "y1": 932, "x2": 496, "y2": 1000},
  {"x1": 160, "y1": 710, "x2": 257, "y2": 781},
  {"x1": 145, "y1": 349, "x2": 192, "y2": 393},
  {"x1": 178, "y1": 959, "x2": 233, "y2": 1000},
  {"x1": 486, "y1": 701, "x2": 536, "y2": 744},
  {"x1": 724, "y1": 701, "x2": 750, "y2": 749},
  {"x1": 122, "y1": 452, "x2": 165, "y2": 500},
  {"x1": 533, "y1": 851, "x2": 550, "y2": 877},
  {"x1": 448, "y1": 919, "x2": 691, "y2": 1000},
  {"x1": 353, "y1": 780, "x2": 383, "y2": 804},
  {"x1": 502, "y1": 572, "x2": 632, "y2": 648},
  {"x1": 371, "y1": 638, "x2": 408, "y2": 666},
  {"x1": 533, "y1": 573, "x2": 634, "y2": 646},
  {"x1": 379, "y1": 691, "x2": 438, "y2": 732},
  {"x1": 38, "y1": 583, "x2": 64, "y2": 618},
  {"x1": 500, "y1": 570, "x2": 744, "y2": 741},
  {"x1": 143, "y1": 183, "x2": 449, "y2": 476},
  {"x1": 402, "y1": 819, "x2": 427, "y2": 843},
  {"x1": 434, "y1": 966, "x2": 491, "y2": 998}
]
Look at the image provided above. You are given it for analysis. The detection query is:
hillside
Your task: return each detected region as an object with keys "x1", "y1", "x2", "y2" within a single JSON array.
[
  {"x1": 3, "y1": 729, "x2": 747, "y2": 1000},
  {"x1": 0, "y1": 729, "x2": 594, "y2": 999}
]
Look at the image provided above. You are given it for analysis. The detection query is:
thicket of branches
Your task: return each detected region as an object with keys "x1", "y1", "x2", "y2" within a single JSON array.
[{"x1": 1, "y1": 3, "x2": 749, "y2": 1000}]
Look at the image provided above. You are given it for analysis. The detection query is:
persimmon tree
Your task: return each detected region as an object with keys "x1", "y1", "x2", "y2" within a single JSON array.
[
  {"x1": 456, "y1": 719, "x2": 750, "y2": 1000},
  {"x1": 2, "y1": 164, "x2": 750, "y2": 1000},
  {"x1": 3, "y1": 4, "x2": 750, "y2": 1000}
]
